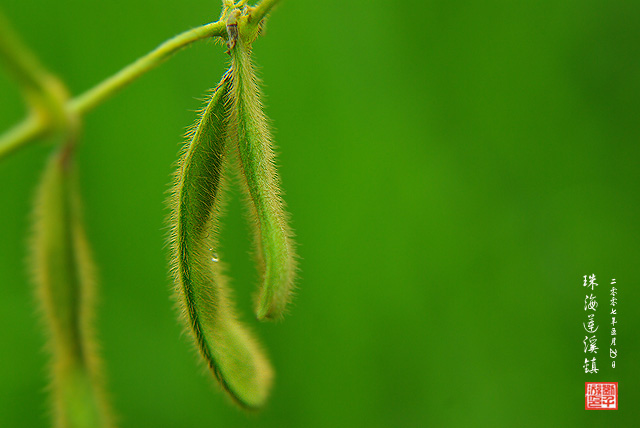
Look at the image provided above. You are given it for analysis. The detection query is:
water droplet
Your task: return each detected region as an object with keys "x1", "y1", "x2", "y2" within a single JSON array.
[{"x1": 210, "y1": 248, "x2": 219, "y2": 262}]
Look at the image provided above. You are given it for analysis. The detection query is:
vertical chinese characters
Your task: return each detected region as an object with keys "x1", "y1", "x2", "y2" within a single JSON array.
[
  {"x1": 583, "y1": 274, "x2": 598, "y2": 374},
  {"x1": 610, "y1": 280, "x2": 617, "y2": 368}
]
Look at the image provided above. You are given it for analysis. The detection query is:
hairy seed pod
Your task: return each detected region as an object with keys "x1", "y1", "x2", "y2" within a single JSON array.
[
  {"x1": 229, "y1": 37, "x2": 297, "y2": 321},
  {"x1": 169, "y1": 72, "x2": 273, "y2": 409},
  {"x1": 32, "y1": 148, "x2": 114, "y2": 428}
]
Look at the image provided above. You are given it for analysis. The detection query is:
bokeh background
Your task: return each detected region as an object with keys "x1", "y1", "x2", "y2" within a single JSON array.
[{"x1": 1, "y1": 0, "x2": 638, "y2": 427}]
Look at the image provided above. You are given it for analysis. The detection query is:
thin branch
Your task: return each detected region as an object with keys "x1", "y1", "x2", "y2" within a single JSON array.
[
  {"x1": 71, "y1": 21, "x2": 226, "y2": 114},
  {"x1": 250, "y1": 0, "x2": 281, "y2": 24},
  {"x1": 0, "y1": 115, "x2": 46, "y2": 159},
  {"x1": 0, "y1": 20, "x2": 225, "y2": 161},
  {"x1": 0, "y1": 0, "x2": 281, "y2": 162},
  {"x1": 0, "y1": 10, "x2": 72, "y2": 151},
  {"x1": 0, "y1": 11, "x2": 58, "y2": 102}
]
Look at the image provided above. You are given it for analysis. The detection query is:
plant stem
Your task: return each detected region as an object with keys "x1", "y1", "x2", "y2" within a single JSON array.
[
  {"x1": 250, "y1": 0, "x2": 281, "y2": 24},
  {"x1": 0, "y1": 21, "x2": 224, "y2": 161},
  {"x1": 0, "y1": 0, "x2": 282, "y2": 161},
  {"x1": 70, "y1": 21, "x2": 226, "y2": 114},
  {"x1": 0, "y1": 12, "x2": 57, "y2": 101},
  {"x1": 0, "y1": 115, "x2": 46, "y2": 158},
  {"x1": 0, "y1": 10, "x2": 73, "y2": 152}
]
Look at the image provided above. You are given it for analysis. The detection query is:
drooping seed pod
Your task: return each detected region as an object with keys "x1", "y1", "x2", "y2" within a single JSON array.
[
  {"x1": 169, "y1": 71, "x2": 273, "y2": 409},
  {"x1": 228, "y1": 36, "x2": 297, "y2": 321},
  {"x1": 32, "y1": 147, "x2": 114, "y2": 428}
]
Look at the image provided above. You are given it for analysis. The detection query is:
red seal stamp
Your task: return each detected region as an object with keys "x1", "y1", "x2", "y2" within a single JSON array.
[{"x1": 585, "y1": 382, "x2": 618, "y2": 410}]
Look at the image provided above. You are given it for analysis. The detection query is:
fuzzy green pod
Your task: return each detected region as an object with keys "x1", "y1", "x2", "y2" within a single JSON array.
[
  {"x1": 229, "y1": 34, "x2": 297, "y2": 321},
  {"x1": 169, "y1": 72, "x2": 273, "y2": 409},
  {"x1": 32, "y1": 148, "x2": 114, "y2": 428}
]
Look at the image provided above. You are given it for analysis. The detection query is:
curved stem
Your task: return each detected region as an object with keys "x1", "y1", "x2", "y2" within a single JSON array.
[
  {"x1": 0, "y1": 0, "x2": 282, "y2": 162},
  {"x1": 0, "y1": 12, "x2": 55, "y2": 100},
  {"x1": 0, "y1": 115, "x2": 46, "y2": 159},
  {"x1": 0, "y1": 21, "x2": 226, "y2": 161},
  {"x1": 0, "y1": 9, "x2": 73, "y2": 152},
  {"x1": 250, "y1": 0, "x2": 281, "y2": 24},
  {"x1": 70, "y1": 21, "x2": 226, "y2": 114}
]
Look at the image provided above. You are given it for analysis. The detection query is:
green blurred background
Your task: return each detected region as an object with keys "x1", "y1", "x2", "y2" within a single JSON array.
[{"x1": 1, "y1": 0, "x2": 638, "y2": 426}]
